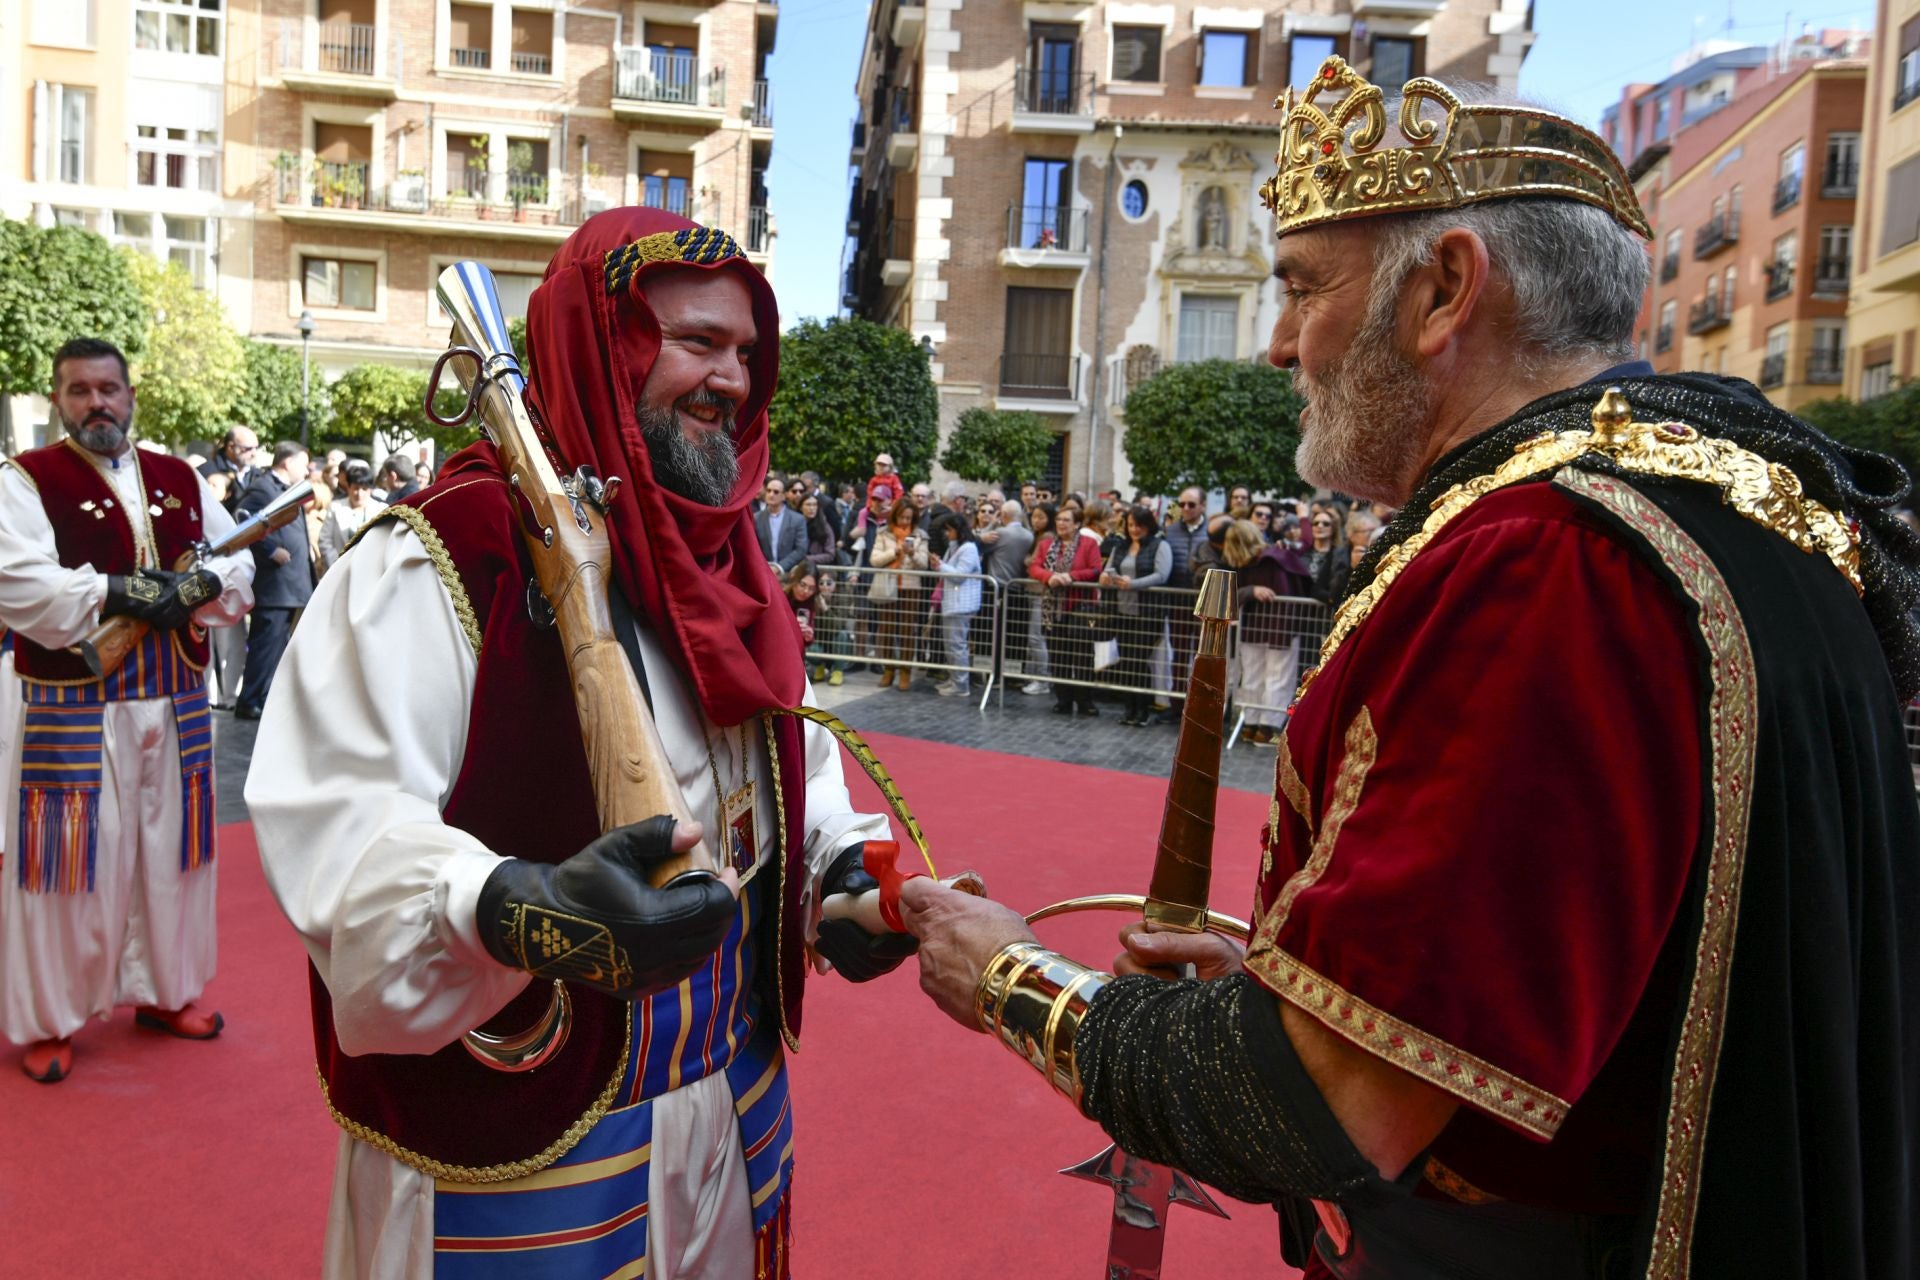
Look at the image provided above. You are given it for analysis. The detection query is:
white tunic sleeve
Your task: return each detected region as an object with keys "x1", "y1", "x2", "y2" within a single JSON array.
[
  {"x1": 247, "y1": 520, "x2": 528, "y2": 1058},
  {"x1": 0, "y1": 463, "x2": 109, "y2": 647},
  {"x1": 189, "y1": 469, "x2": 256, "y2": 627}
]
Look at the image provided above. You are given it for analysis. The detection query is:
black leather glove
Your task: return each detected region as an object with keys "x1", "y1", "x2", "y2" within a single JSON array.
[
  {"x1": 476, "y1": 816, "x2": 739, "y2": 1002},
  {"x1": 103, "y1": 567, "x2": 221, "y2": 631},
  {"x1": 814, "y1": 843, "x2": 919, "y2": 983}
]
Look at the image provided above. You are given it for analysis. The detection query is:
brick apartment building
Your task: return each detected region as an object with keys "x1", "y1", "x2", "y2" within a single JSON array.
[
  {"x1": 843, "y1": 0, "x2": 1531, "y2": 496},
  {"x1": 2, "y1": 0, "x2": 253, "y2": 450},
  {"x1": 1847, "y1": 0, "x2": 1920, "y2": 399},
  {"x1": 232, "y1": 0, "x2": 778, "y2": 383},
  {"x1": 1602, "y1": 32, "x2": 1872, "y2": 412}
]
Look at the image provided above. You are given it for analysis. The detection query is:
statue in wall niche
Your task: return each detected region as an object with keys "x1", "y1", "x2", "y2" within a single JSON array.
[{"x1": 1199, "y1": 186, "x2": 1227, "y2": 250}]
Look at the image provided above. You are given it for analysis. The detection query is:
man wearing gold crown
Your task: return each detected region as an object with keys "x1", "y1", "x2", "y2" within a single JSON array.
[{"x1": 904, "y1": 58, "x2": 1920, "y2": 1277}]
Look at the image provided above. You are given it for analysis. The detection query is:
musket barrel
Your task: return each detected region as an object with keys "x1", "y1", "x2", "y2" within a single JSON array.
[{"x1": 1143, "y1": 567, "x2": 1237, "y2": 933}]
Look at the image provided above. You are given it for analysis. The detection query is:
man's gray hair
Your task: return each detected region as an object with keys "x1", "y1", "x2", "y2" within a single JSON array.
[
  {"x1": 1370, "y1": 85, "x2": 1649, "y2": 367},
  {"x1": 943, "y1": 479, "x2": 969, "y2": 500}
]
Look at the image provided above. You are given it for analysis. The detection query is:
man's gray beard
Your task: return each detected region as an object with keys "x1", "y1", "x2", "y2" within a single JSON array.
[
  {"x1": 635, "y1": 400, "x2": 739, "y2": 507},
  {"x1": 1292, "y1": 284, "x2": 1436, "y2": 506},
  {"x1": 56, "y1": 406, "x2": 131, "y2": 457}
]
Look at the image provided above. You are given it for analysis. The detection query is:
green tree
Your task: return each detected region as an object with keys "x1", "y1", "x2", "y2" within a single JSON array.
[
  {"x1": 767, "y1": 317, "x2": 938, "y2": 484},
  {"x1": 939, "y1": 406, "x2": 1053, "y2": 485},
  {"x1": 230, "y1": 338, "x2": 330, "y2": 444},
  {"x1": 328, "y1": 363, "x2": 478, "y2": 458},
  {"x1": 1801, "y1": 385, "x2": 1920, "y2": 483},
  {"x1": 0, "y1": 218, "x2": 147, "y2": 451},
  {"x1": 124, "y1": 253, "x2": 245, "y2": 448},
  {"x1": 1121, "y1": 359, "x2": 1304, "y2": 497}
]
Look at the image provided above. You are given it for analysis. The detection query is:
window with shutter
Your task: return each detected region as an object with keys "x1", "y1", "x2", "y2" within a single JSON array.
[
  {"x1": 1879, "y1": 153, "x2": 1920, "y2": 255},
  {"x1": 1112, "y1": 26, "x2": 1161, "y2": 83}
]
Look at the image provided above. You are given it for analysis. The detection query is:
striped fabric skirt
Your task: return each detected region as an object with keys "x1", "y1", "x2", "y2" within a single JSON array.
[{"x1": 431, "y1": 878, "x2": 795, "y2": 1279}]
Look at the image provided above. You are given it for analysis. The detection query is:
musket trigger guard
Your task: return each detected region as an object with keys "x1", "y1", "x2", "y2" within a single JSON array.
[{"x1": 425, "y1": 346, "x2": 485, "y2": 427}]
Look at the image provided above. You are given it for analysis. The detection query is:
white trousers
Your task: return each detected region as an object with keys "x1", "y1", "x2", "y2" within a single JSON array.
[
  {"x1": 324, "y1": 1066, "x2": 754, "y2": 1279},
  {"x1": 0, "y1": 685, "x2": 218, "y2": 1044},
  {"x1": 1234, "y1": 639, "x2": 1300, "y2": 729}
]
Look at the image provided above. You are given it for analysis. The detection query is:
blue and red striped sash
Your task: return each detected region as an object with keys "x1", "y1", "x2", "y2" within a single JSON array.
[
  {"x1": 14, "y1": 630, "x2": 210, "y2": 894},
  {"x1": 432, "y1": 876, "x2": 795, "y2": 1277}
]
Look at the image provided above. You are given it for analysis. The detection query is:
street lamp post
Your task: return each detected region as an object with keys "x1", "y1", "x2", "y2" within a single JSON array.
[{"x1": 297, "y1": 309, "x2": 315, "y2": 447}]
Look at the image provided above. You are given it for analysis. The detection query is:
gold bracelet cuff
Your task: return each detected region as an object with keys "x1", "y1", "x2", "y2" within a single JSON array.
[{"x1": 973, "y1": 941, "x2": 1111, "y2": 1104}]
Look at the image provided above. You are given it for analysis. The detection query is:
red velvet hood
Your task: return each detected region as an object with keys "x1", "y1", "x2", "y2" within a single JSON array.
[{"x1": 524, "y1": 207, "x2": 801, "y2": 725}]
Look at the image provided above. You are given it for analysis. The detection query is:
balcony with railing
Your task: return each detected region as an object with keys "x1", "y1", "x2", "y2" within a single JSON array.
[
  {"x1": 1772, "y1": 174, "x2": 1802, "y2": 214},
  {"x1": 751, "y1": 80, "x2": 773, "y2": 130},
  {"x1": 511, "y1": 50, "x2": 552, "y2": 74},
  {"x1": 849, "y1": 119, "x2": 867, "y2": 160},
  {"x1": 1760, "y1": 352, "x2": 1787, "y2": 389},
  {"x1": 1693, "y1": 212, "x2": 1738, "y2": 258},
  {"x1": 274, "y1": 157, "x2": 584, "y2": 241},
  {"x1": 1002, "y1": 204, "x2": 1088, "y2": 264},
  {"x1": 885, "y1": 85, "x2": 917, "y2": 166},
  {"x1": 613, "y1": 47, "x2": 727, "y2": 123},
  {"x1": 999, "y1": 352, "x2": 1081, "y2": 402},
  {"x1": 1688, "y1": 296, "x2": 1730, "y2": 334},
  {"x1": 275, "y1": 18, "x2": 394, "y2": 96},
  {"x1": 1823, "y1": 160, "x2": 1859, "y2": 199},
  {"x1": 1655, "y1": 322, "x2": 1674, "y2": 354},
  {"x1": 1812, "y1": 254, "x2": 1850, "y2": 298},
  {"x1": 1659, "y1": 251, "x2": 1679, "y2": 283},
  {"x1": 1765, "y1": 259, "x2": 1794, "y2": 302},
  {"x1": 451, "y1": 46, "x2": 491, "y2": 69},
  {"x1": 1012, "y1": 68, "x2": 1095, "y2": 132},
  {"x1": 1897, "y1": 77, "x2": 1920, "y2": 113},
  {"x1": 1806, "y1": 350, "x2": 1845, "y2": 384},
  {"x1": 891, "y1": 0, "x2": 926, "y2": 46},
  {"x1": 746, "y1": 205, "x2": 772, "y2": 255}
]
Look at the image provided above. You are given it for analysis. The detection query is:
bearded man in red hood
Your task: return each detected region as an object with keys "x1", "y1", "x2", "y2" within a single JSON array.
[{"x1": 250, "y1": 211, "x2": 911, "y2": 1279}]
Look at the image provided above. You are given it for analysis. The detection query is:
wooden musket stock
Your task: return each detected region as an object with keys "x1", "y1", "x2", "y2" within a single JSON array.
[
  {"x1": 430, "y1": 265, "x2": 720, "y2": 888},
  {"x1": 74, "y1": 488, "x2": 312, "y2": 678}
]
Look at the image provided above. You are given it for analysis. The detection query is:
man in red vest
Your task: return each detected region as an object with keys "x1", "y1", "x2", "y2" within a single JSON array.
[
  {"x1": 248, "y1": 212, "x2": 912, "y2": 1279},
  {"x1": 0, "y1": 337, "x2": 256, "y2": 1083}
]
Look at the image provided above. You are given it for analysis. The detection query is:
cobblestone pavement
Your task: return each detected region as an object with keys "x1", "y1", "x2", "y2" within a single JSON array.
[{"x1": 214, "y1": 664, "x2": 1277, "y2": 824}]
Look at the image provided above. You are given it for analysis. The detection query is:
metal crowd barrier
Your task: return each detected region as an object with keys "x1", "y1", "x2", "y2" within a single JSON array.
[
  {"x1": 799, "y1": 563, "x2": 1335, "y2": 727},
  {"x1": 808, "y1": 565, "x2": 1000, "y2": 703}
]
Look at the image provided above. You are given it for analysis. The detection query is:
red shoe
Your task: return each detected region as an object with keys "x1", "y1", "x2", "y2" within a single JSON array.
[
  {"x1": 134, "y1": 1004, "x2": 225, "y2": 1040},
  {"x1": 22, "y1": 1038, "x2": 73, "y2": 1083}
]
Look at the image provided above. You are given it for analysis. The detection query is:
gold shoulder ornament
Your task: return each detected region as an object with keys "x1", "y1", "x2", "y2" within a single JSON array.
[{"x1": 1295, "y1": 388, "x2": 1862, "y2": 703}]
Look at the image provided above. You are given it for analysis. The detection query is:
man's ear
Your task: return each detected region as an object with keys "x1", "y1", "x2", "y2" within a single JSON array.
[{"x1": 1405, "y1": 227, "x2": 1492, "y2": 360}]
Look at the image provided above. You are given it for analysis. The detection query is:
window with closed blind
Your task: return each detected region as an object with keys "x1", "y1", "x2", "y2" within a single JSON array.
[
  {"x1": 1879, "y1": 153, "x2": 1920, "y2": 256},
  {"x1": 1112, "y1": 25, "x2": 1161, "y2": 83},
  {"x1": 1002, "y1": 287, "x2": 1076, "y2": 397}
]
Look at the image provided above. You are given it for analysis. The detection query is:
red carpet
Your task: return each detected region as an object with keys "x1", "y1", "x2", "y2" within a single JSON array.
[{"x1": 1, "y1": 733, "x2": 1297, "y2": 1277}]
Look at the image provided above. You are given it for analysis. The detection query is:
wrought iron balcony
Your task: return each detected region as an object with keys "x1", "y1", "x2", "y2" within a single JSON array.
[
  {"x1": 1772, "y1": 174, "x2": 1802, "y2": 215},
  {"x1": 1822, "y1": 163, "x2": 1858, "y2": 199},
  {"x1": 1013, "y1": 67, "x2": 1094, "y2": 116},
  {"x1": 316, "y1": 20, "x2": 377, "y2": 75},
  {"x1": 1806, "y1": 351, "x2": 1845, "y2": 384},
  {"x1": 1655, "y1": 322, "x2": 1674, "y2": 354},
  {"x1": 1694, "y1": 212, "x2": 1739, "y2": 258},
  {"x1": 1688, "y1": 297, "x2": 1730, "y2": 334},
  {"x1": 999, "y1": 352, "x2": 1081, "y2": 400},
  {"x1": 1812, "y1": 255, "x2": 1850, "y2": 297},
  {"x1": 1005, "y1": 204, "x2": 1088, "y2": 254},
  {"x1": 1897, "y1": 79, "x2": 1920, "y2": 113},
  {"x1": 747, "y1": 205, "x2": 771, "y2": 253},
  {"x1": 1659, "y1": 251, "x2": 1680, "y2": 283},
  {"x1": 614, "y1": 47, "x2": 725, "y2": 110},
  {"x1": 1759, "y1": 353, "x2": 1786, "y2": 389},
  {"x1": 752, "y1": 79, "x2": 773, "y2": 129},
  {"x1": 1764, "y1": 260, "x2": 1794, "y2": 302},
  {"x1": 451, "y1": 47, "x2": 490, "y2": 70},
  {"x1": 511, "y1": 51, "x2": 552, "y2": 75}
]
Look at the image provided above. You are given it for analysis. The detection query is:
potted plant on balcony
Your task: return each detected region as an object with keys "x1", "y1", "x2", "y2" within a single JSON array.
[
  {"x1": 308, "y1": 157, "x2": 330, "y2": 207},
  {"x1": 507, "y1": 142, "x2": 538, "y2": 222},
  {"x1": 337, "y1": 165, "x2": 365, "y2": 211},
  {"x1": 274, "y1": 150, "x2": 301, "y2": 204},
  {"x1": 466, "y1": 136, "x2": 493, "y2": 218}
]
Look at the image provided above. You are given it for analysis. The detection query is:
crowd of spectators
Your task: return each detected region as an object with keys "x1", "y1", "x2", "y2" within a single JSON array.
[{"x1": 756, "y1": 454, "x2": 1394, "y2": 738}]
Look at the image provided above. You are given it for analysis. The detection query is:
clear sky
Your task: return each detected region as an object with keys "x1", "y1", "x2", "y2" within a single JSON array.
[{"x1": 763, "y1": 1, "x2": 1873, "y2": 328}]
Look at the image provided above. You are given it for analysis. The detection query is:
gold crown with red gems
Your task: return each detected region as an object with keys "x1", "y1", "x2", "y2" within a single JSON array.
[{"x1": 1258, "y1": 56, "x2": 1651, "y2": 240}]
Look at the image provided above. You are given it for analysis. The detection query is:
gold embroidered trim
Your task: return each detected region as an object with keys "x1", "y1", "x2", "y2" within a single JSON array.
[
  {"x1": 1274, "y1": 724, "x2": 1315, "y2": 839},
  {"x1": 0, "y1": 458, "x2": 38, "y2": 492},
  {"x1": 1253, "y1": 709, "x2": 1375, "y2": 944},
  {"x1": 1554, "y1": 468, "x2": 1758, "y2": 1279},
  {"x1": 1422, "y1": 1156, "x2": 1503, "y2": 1205},
  {"x1": 355, "y1": 503, "x2": 483, "y2": 659},
  {"x1": 1294, "y1": 389, "x2": 1859, "y2": 703},
  {"x1": 315, "y1": 1000, "x2": 635, "y2": 1184},
  {"x1": 1245, "y1": 946, "x2": 1571, "y2": 1140},
  {"x1": 762, "y1": 712, "x2": 800, "y2": 1053}
]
